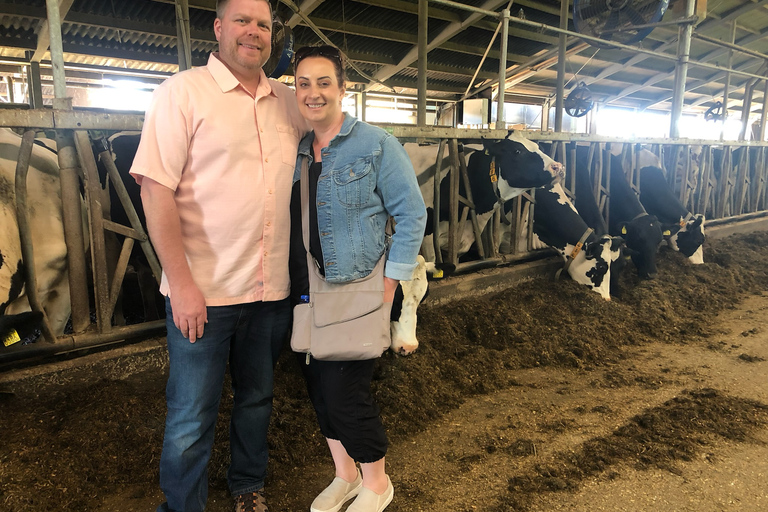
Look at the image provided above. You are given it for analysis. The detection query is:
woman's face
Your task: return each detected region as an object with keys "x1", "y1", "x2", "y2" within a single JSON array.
[{"x1": 295, "y1": 56, "x2": 345, "y2": 128}]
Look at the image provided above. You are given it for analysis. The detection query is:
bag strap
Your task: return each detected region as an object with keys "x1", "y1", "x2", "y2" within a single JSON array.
[{"x1": 299, "y1": 156, "x2": 311, "y2": 253}]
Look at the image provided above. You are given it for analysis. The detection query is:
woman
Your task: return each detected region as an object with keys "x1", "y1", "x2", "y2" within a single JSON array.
[{"x1": 288, "y1": 45, "x2": 427, "y2": 512}]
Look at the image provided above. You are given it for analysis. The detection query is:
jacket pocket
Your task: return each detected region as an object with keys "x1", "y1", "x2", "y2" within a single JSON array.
[{"x1": 333, "y1": 156, "x2": 374, "y2": 206}]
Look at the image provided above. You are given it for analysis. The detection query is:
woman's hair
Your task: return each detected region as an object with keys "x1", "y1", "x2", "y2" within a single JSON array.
[
  {"x1": 294, "y1": 45, "x2": 346, "y2": 86},
  {"x1": 216, "y1": 0, "x2": 273, "y2": 22}
]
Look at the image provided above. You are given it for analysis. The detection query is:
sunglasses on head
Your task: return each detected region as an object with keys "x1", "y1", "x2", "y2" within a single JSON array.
[{"x1": 293, "y1": 45, "x2": 343, "y2": 67}]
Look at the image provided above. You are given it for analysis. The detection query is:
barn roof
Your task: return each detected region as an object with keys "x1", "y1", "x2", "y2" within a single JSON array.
[{"x1": 0, "y1": 0, "x2": 767, "y2": 117}]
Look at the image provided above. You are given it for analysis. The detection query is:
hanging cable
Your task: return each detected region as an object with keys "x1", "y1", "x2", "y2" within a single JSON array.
[{"x1": 278, "y1": 0, "x2": 394, "y2": 92}]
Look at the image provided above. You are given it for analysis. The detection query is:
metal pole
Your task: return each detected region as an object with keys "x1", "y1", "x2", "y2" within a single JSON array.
[
  {"x1": 496, "y1": 9, "x2": 509, "y2": 130},
  {"x1": 669, "y1": 0, "x2": 696, "y2": 138},
  {"x1": 0, "y1": 320, "x2": 166, "y2": 365},
  {"x1": 692, "y1": 32, "x2": 768, "y2": 61},
  {"x1": 45, "y1": 0, "x2": 91, "y2": 333},
  {"x1": 6, "y1": 76, "x2": 14, "y2": 103},
  {"x1": 45, "y1": 0, "x2": 67, "y2": 106},
  {"x1": 417, "y1": 0, "x2": 428, "y2": 127},
  {"x1": 760, "y1": 79, "x2": 768, "y2": 142},
  {"x1": 24, "y1": 57, "x2": 44, "y2": 108},
  {"x1": 555, "y1": 0, "x2": 568, "y2": 132},
  {"x1": 175, "y1": 0, "x2": 192, "y2": 71},
  {"x1": 721, "y1": 22, "x2": 736, "y2": 141},
  {"x1": 14, "y1": 131, "x2": 57, "y2": 344}
]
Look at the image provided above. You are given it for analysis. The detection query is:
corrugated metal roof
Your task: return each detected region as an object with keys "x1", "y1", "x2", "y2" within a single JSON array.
[{"x1": 0, "y1": 0, "x2": 765, "y2": 116}]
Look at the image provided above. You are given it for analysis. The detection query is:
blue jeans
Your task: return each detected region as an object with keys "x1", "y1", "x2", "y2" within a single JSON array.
[{"x1": 157, "y1": 297, "x2": 290, "y2": 512}]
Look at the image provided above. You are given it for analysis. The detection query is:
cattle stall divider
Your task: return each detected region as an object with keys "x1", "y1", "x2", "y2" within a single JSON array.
[
  {"x1": 0, "y1": 109, "x2": 167, "y2": 364},
  {"x1": 389, "y1": 126, "x2": 768, "y2": 275},
  {"x1": 3, "y1": 113, "x2": 768, "y2": 364}
]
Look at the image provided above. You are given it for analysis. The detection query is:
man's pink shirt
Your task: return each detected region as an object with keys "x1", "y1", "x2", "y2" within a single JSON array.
[{"x1": 130, "y1": 53, "x2": 307, "y2": 306}]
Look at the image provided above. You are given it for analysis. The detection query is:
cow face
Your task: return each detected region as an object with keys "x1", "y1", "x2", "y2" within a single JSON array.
[
  {"x1": 482, "y1": 132, "x2": 564, "y2": 200},
  {"x1": 669, "y1": 214, "x2": 705, "y2": 263},
  {"x1": 564, "y1": 235, "x2": 622, "y2": 301},
  {"x1": 390, "y1": 256, "x2": 428, "y2": 355},
  {"x1": 620, "y1": 214, "x2": 663, "y2": 279},
  {"x1": 390, "y1": 256, "x2": 453, "y2": 355}
]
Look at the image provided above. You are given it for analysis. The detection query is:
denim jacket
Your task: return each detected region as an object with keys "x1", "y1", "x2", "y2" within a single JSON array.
[{"x1": 293, "y1": 114, "x2": 427, "y2": 283}]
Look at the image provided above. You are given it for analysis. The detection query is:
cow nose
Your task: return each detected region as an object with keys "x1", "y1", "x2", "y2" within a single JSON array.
[{"x1": 550, "y1": 161, "x2": 565, "y2": 179}]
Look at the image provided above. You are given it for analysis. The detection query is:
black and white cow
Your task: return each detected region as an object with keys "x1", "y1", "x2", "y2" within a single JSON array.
[
  {"x1": 406, "y1": 131, "x2": 565, "y2": 258},
  {"x1": 526, "y1": 182, "x2": 623, "y2": 300},
  {"x1": 636, "y1": 151, "x2": 705, "y2": 264},
  {"x1": 92, "y1": 132, "x2": 163, "y2": 323},
  {"x1": 1, "y1": 129, "x2": 86, "y2": 342},
  {"x1": 608, "y1": 154, "x2": 665, "y2": 280},
  {"x1": 389, "y1": 256, "x2": 453, "y2": 355}
]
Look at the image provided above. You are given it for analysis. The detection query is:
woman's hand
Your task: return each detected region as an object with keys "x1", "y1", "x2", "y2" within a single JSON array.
[{"x1": 384, "y1": 276, "x2": 399, "y2": 303}]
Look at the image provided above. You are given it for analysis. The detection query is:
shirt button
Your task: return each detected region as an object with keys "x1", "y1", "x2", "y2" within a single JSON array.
[
  {"x1": 268, "y1": 189, "x2": 273, "y2": 194},
  {"x1": 265, "y1": 157, "x2": 269, "y2": 163},
  {"x1": 266, "y1": 221, "x2": 271, "y2": 227}
]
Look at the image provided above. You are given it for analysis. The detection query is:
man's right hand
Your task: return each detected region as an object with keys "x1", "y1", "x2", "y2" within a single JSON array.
[
  {"x1": 170, "y1": 282, "x2": 207, "y2": 343},
  {"x1": 140, "y1": 178, "x2": 208, "y2": 343}
]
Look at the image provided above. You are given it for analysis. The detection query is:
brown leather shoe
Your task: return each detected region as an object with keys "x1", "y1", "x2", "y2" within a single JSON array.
[{"x1": 234, "y1": 488, "x2": 268, "y2": 512}]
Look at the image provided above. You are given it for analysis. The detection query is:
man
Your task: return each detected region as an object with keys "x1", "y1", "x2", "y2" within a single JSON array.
[{"x1": 129, "y1": 1, "x2": 307, "y2": 511}]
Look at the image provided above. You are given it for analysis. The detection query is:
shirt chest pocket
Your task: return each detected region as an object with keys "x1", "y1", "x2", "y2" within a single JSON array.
[
  {"x1": 276, "y1": 125, "x2": 300, "y2": 166},
  {"x1": 333, "y1": 156, "x2": 375, "y2": 207}
]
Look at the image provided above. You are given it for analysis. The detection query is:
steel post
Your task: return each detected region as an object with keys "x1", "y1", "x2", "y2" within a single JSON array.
[
  {"x1": 761, "y1": 79, "x2": 768, "y2": 142},
  {"x1": 496, "y1": 9, "x2": 509, "y2": 130},
  {"x1": 418, "y1": 0, "x2": 428, "y2": 127},
  {"x1": 14, "y1": 131, "x2": 56, "y2": 344},
  {"x1": 44, "y1": 0, "x2": 67, "y2": 104},
  {"x1": 721, "y1": 22, "x2": 736, "y2": 141},
  {"x1": 45, "y1": 0, "x2": 90, "y2": 333},
  {"x1": 555, "y1": 0, "x2": 568, "y2": 132},
  {"x1": 24, "y1": 54, "x2": 43, "y2": 108},
  {"x1": 670, "y1": 0, "x2": 696, "y2": 138},
  {"x1": 175, "y1": 0, "x2": 192, "y2": 71}
]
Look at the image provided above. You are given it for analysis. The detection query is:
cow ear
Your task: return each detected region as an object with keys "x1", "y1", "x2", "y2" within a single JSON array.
[
  {"x1": 507, "y1": 129, "x2": 514, "y2": 138},
  {"x1": 481, "y1": 137, "x2": 495, "y2": 153}
]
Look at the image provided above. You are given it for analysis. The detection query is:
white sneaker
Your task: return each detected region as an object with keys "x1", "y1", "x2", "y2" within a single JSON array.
[
  {"x1": 345, "y1": 476, "x2": 394, "y2": 512},
  {"x1": 310, "y1": 471, "x2": 363, "y2": 512}
]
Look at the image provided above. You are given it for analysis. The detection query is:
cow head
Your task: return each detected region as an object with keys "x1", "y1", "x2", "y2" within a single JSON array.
[
  {"x1": 481, "y1": 131, "x2": 564, "y2": 201},
  {"x1": 390, "y1": 256, "x2": 454, "y2": 355},
  {"x1": 563, "y1": 235, "x2": 623, "y2": 301},
  {"x1": 667, "y1": 214, "x2": 705, "y2": 264},
  {"x1": 619, "y1": 214, "x2": 663, "y2": 279}
]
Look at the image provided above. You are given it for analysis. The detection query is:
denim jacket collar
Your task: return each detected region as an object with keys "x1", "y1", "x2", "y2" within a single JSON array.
[{"x1": 297, "y1": 113, "x2": 359, "y2": 158}]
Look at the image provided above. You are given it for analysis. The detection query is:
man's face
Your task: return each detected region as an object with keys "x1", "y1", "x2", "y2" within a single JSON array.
[{"x1": 214, "y1": 0, "x2": 272, "y2": 79}]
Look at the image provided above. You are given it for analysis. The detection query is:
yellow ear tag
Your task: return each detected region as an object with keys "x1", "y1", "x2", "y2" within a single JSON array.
[
  {"x1": 663, "y1": 229, "x2": 671, "y2": 236},
  {"x1": 570, "y1": 242, "x2": 584, "y2": 259},
  {"x1": 2, "y1": 329, "x2": 21, "y2": 347},
  {"x1": 621, "y1": 226, "x2": 627, "y2": 235},
  {"x1": 432, "y1": 269, "x2": 444, "y2": 278},
  {"x1": 679, "y1": 218, "x2": 686, "y2": 228},
  {"x1": 489, "y1": 160, "x2": 498, "y2": 183}
]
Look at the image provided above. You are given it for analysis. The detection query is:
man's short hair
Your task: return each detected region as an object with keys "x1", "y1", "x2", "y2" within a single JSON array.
[{"x1": 216, "y1": 0, "x2": 273, "y2": 21}]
